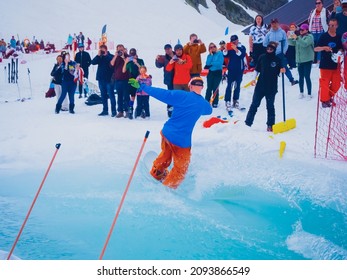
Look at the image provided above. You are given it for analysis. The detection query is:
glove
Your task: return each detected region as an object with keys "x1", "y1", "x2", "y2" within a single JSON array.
[{"x1": 128, "y1": 78, "x2": 140, "y2": 89}]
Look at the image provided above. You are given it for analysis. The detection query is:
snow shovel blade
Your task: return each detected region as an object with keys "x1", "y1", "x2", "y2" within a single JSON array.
[{"x1": 272, "y1": 118, "x2": 296, "y2": 134}]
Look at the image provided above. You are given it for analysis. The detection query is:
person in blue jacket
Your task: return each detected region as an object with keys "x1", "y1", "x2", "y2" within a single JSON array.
[
  {"x1": 130, "y1": 76, "x2": 212, "y2": 189},
  {"x1": 204, "y1": 42, "x2": 224, "y2": 107}
]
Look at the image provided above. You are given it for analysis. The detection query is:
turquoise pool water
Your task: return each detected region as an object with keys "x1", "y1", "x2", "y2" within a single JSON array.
[{"x1": 1, "y1": 165, "x2": 346, "y2": 260}]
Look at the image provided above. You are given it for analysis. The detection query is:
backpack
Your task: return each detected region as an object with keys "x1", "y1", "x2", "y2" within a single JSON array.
[{"x1": 85, "y1": 93, "x2": 102, "y2": 106}]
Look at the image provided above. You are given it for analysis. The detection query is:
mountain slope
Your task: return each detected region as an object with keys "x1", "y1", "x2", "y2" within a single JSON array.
[{"x1": 185, "y1": 0, "x2": 288, "y2": 25}]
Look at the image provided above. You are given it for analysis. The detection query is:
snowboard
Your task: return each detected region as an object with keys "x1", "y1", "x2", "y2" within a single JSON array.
[{"x1": 141, "y1": 151, "x2": 159, "y2": 184}]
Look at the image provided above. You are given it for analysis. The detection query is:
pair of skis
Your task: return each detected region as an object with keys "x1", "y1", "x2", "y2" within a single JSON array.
[{"x1": 7, "y1": 58, "x2": 18, "y2": 84}]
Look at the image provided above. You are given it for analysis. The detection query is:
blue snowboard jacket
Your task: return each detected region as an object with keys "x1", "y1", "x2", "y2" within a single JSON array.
[{"x1": 142, "y1": 85, "x2": 212, "y2": 148}]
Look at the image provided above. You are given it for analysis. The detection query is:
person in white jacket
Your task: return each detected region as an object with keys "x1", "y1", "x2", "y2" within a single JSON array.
[{"x1": 308, "y1": 0, "x2": 331, "y2": 63}]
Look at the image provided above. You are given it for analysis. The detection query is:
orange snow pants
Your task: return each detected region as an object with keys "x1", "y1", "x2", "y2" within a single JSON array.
[
  {"x1": 150, "y1": 133, "x2": 191, "y2": 189},
  {"x1": 319, "y1": 68, "x2": 341, "y2": 102}
]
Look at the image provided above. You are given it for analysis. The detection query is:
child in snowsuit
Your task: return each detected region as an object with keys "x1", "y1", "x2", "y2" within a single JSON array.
[{"x1": 135, "y1": 66, "x2": 152, "y2": 118}]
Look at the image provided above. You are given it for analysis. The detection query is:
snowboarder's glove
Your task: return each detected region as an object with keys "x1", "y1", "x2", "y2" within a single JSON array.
[{"x1": 128, "y1": 78, "x2": 140, "y2": 89}]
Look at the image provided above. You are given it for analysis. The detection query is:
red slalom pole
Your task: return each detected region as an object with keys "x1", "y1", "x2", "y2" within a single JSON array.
[
  {"x1": 7, "y1": 143, "x2": 61, "y2": 260},
  {"x1": 99, "y1": 131, "x2": 150, "y2": 260}
]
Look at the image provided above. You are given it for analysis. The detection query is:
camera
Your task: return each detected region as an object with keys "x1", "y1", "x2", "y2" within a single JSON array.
[
  {"x1": 100, "y1": 50, "x2": 105, "y2": 55},
  {"x1": 193, "y1": 39, "x2": 199, "y2": 44},
  {"x1": 172, "y1": 55, "x2": 179, "y2": 61},
  {"x1": 117, "y1": 50, "x2": 123, "y2": 56},
  {"x1": 128, "y1": 56, "x2": 134, "y2": 62}
]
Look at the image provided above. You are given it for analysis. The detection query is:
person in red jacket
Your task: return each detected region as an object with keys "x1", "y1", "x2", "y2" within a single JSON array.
[{"x1": 165, "y1": 44, "x2": 192, "y2": 91}]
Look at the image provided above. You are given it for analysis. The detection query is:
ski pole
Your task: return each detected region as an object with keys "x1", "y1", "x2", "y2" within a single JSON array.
[
  {"x1": 7, "y1": 143, "x2": 62, "y2": 260},
  {"x1": 99, "y1": 131, "x2": 150, "y2": 260},
  {"x1": 27, "y1": 68, "x2": 32, "y2": 98},
  {"x1": 15, "y1": 58, "x2": 18, "y2": 84}
]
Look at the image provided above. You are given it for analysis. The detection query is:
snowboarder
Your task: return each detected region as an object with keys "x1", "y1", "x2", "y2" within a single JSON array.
[{"x1": 129, "y1": 76, "x2": 212, "y2": 189}]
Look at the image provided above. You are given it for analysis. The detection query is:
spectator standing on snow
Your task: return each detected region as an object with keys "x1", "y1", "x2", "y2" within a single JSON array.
[
  {"x1": 245, "y1": 41, "x2": 285, "y2": 132},
  {"x1": 91, "y1": 44, "x2": 116, "y2": 117},
  {"x1": 0, "y1": 39, "x2": 6, "y2": 57},
  {"x1": 166, "y1": 44, "x2": 192, "y2": 91},
  {"x1": 223, "y1": 34, "x2": 246, "y2": 111},
  {"x1": 204, "y1": 42, "x2": 224, "y2": 108},
  {"x1": 76, "y1": 32, "x2": 85, "y2": 45},
  {"x1": 134, "y1": 66, "x2": 152, "y2": 119},
  {"x1": 263, "y1": 18, "x2": 298, "y2": 86},
  {"x1": 331, "y1": 0, "x2": 347, "y2": 35},
  {"x1": 308, "y1": 0, "x2": 330, "y2": 63},
  {"x1": 10, "y1": 36, "x2": 16, "y2": 49},
  {"x1": 249, "y1": 14, "x2": 268, "y2": 67},
  {"x1": 183, "y1": 33, "x2": 206, "y2": 77},
  {"x1": 51, "y1": 55, "x2": 69, "y2": 111},
  {"x1": 122, "y1": 48, "x2": 145, "y2": 119},
  {"x1": 74, "y1": 43, "x2": 91, "y2": 98},
  {"x1": 86, "y1": 37, "x2": 92, "y2": 50},
  {"x1": 55, "y1": 53, "x2": 77, "y2": 114},
  {"x1": 66, "y1": 34, "x2": 73, "y2": 50},
  {"x1": 155, "y1": 44, "x2": 175, "y2": 117},
  {"x1": 110, "y1": 44, "x2": 130, "y2": 118},
  {"x1": 292, "y1": 24, "x2": 315, "y2": 99},
  {"x1": 331, "y1": 0, "x2": 343, "y2": 18},
  {"x1": 314, "y1": 18, "x2": 343, "y2": 108},
  {"x1": 286, "y1": 23, "x2": 298, "y2": 69}
]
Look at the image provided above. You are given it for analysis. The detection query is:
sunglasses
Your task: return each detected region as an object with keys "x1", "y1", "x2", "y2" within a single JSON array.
[
  {"x1": 316, "y1": 2, "x2": 322, "y2": 4},
  {"x1": 209, "y1": 46, "x2": 216, "y2": 49}
]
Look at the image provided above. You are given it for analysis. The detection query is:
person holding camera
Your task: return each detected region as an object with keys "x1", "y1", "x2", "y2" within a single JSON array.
[
  {"x1": 155, "y1": 44, "x2": 175, "y2": 117},
  {"x1": 122, "y1": 48, "x2": 145, "y2": 119},
  {"x1": 183, "y1": 33, "x2": 206, "y2": 77},
  {"x1": 91, "y1": 44, "x2": 115, "y2": 116},
  {"x1": 55, "y1": 52, "x2": 77, "y2": 114},
  {"x1": 223, "y1": 34, "x2": 246, "y2": 111},
  {"x1": 110, "y1": 44, "x2": 130, "y2": 118},
  {"x1": 165, "y1": 44, "x2": 193, "y2": 91},
  {"x1": 204, "y1": 42, "x2": 224, "y2": 108}
]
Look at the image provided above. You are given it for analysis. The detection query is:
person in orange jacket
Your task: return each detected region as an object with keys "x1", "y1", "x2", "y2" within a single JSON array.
[
  {"x1": 165, "y1": 44, "x2": 193, "y2": 91},
  {"x1": 183, "y1": 33, "x2": 206, "y2": 77}
]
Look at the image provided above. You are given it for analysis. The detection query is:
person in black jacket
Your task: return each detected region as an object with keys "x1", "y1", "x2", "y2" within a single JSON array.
[
  {"x1": 50, "y1": 54, "x2": 68, "y2": 111},
  {"x1": 91, "y1": 44, "x2": 116, "y2": 116},
  {"x1": 245, "y1": 41, "x2": 285, "y2": 132},
  {"x1": 74, "y1": 43, "x2": 91, "y2": 98},
  {"x1": 55, "y1": 52, "x2": 77, "y2": 114},
  {"x1": 155, "y1": 44, "x2": 175, "y2": 117}
]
